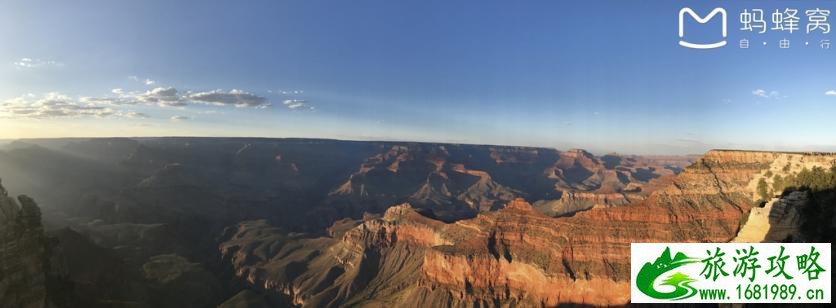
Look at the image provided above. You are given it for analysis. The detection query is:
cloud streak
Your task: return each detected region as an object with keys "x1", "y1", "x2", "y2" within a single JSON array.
[
  {"x1": 84, "y1": 87, "x2": 272, "y2": 108},
  {"x1": 268, "y1": 89, "x2": 304, "y2": 95},
  {"x1": 187, "y1": 89, "x2": 270, "y2": 107},
  {"x1": 129, "y1": 76, "x2": 156, "y2": 85},
  {"x1": 138, "y1": 87, "x2": 187, "y2": 106},
  {"x1": 1, "y1": 93, "x2": 142, "y2": 119},
  {"x1": 752, "y1": 89, "x2": 782, "y2": 99},
  {"x1": 3, "y1": 83, "x2": 283, "y2": 122},
  {"x1": 826, "y1": 90, "x2": 836, "y2": 96},
  {"x1": 12, "y1": 58, "x2": 63, "y2": 69},
  {"x1": 81, "y1": 87, "x2": 185, "y2": 107},
  {"x1": 283, "y1": 99, "x2": 314, "y2": 110}
]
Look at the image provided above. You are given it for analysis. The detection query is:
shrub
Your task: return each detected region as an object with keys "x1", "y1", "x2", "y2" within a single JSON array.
[
  {"x1": 772, "y1": 174, "x2": 784, "y2": 194},
  {"x1": 757, "y1": 178, "x2": 770, "y2": 200}
]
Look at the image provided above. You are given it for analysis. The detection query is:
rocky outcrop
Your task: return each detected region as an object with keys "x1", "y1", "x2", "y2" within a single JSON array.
[
  {"x1": 328, "y1": 145, "x2": 522, "y2": 219},
  {"x1": 0, "y1": 179, "x2": 49, "y2": 308},
  {"x1": 328, "y1": 144, "x2": 686, "y2": 221},
  {"x1": 723, "y1": 150, "x2": 836, "y2": 243},
  {"x1": 142, "y1": 254, "x2": 224, "y2": 307},
  {"x1": 2, "y1": 176, "x2": 232, "y2": 308},
  {"x1": 220, "y1": 150, "x2": 832, "y2": 306},
  {"x1": 733, "y1": 191, "x2": 808, "y2": 243},
  {"x1": 532, "y1": 191, "x2": 637, "y2": 217},
  {"x1": 9, "y1": 139, "x2": 831, "y2": 306},
  {"x1": 1, "y1": 138, "x2": 689, "y2": 234},
  {"x1": 741, "y1": 150, "x2": 836, "y2": 200}
]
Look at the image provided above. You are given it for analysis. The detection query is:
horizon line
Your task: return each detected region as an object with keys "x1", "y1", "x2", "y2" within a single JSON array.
[{"x1": 4, "y1": 135, "x2": 820, "y2": 157}]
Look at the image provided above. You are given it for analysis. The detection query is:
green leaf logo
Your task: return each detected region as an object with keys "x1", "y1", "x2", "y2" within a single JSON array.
[{"x1": 636, "y1": 247, "x2": 700, "y2": 300}]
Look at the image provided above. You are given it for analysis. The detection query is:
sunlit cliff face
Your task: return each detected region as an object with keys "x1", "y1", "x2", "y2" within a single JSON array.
[
  {"x1": 218, "y1": 149, "x2": 836, "y2": 306},
  {"x1": 1, "y1": 136, "x2": 834, "y2": 306}
]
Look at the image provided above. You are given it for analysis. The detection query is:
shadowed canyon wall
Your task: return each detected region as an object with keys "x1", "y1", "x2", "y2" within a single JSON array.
[
  {"x1": 2, "y1": 139, "x2": 834, "y2": 307},
  {"x1": 219, "y1": 150, "x2": 836, "y2": 306}
]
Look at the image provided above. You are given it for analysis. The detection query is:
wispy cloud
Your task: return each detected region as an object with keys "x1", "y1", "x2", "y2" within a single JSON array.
[
  {"x1": 752, "y1": 89, "x2": 783, "y2": 100},
  {"x1": 826, "y1": 90, "x2": 836, "y2": 96},
  {"x1": 268, "y1": 89, "x2": 304, "y2": 95},
  {"x1": 86, "y1": 87, "x2": 271, "y2": 108},
  {"x1": 675, "y1": 138, "x2": 707, "y2": 145},
  {"x1": 83, "y1": 87, "x2": 185, "y2": 107},
  {"x1": 169, "y1": 115, "x2": 190, "y2": 122},
  {"x1": 1, "y1": 93, "x2": 142, "y2": 119},
  {"x1": 283, "y1": 99, "x2": 314, "y2": 110},
  {"x1": 12, "y1": 58, "x2": 63, "y2": 69},
  {"x1": 138, "y1": 87, "x2": 186, "y2": 106},
  {"x1": 129, "y1": 76, "x2": 156, "y2": 86},
  {"x1": 125, "y1": 112, "x2": 150, "y2": 119},
  {"x1": 5, "y1": 83, "x2": 276, "y2": 121},
  {"x1": 187, "y1": 89, "x2": 270, "y2": 107}
]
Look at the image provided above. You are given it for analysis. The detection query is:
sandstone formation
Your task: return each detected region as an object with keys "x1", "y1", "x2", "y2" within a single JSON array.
[
  {"x1": 3, "y1": 139, "x2": 833, "y2": 307},
  {"x1": 0, "y1": 138, "x2": 689, "y2": 236},
  {"x1": 220, "y1": 150, "x2": 824, "y2": 306},
  {"x1": 328, "y1": 145, "x2": 687, "y2": 221},
  {"x1": 732, "y1": 191, "x2": 808, "y2": 243},
  {"x1": 741, "y1": 150, "x2": 836, "y2": 200}
]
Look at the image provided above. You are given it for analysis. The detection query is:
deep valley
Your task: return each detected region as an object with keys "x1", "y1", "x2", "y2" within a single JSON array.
[{"x1": 1, "y1": 138, "x2": 833, "y2": 307}]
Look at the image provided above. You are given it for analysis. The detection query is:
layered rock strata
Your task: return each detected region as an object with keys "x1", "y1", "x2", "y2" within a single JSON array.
[{"x1": 221, "y1": 150, "x2": 820, "y2": 306}]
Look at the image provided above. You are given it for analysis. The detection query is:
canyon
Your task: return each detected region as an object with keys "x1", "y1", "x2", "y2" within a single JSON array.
[
  {"x1": 0, "y1": 138, "x2": 833, "y2": 307},
  {"x1": 218, "y1": 150, "x2": 836, "y2": 306}
]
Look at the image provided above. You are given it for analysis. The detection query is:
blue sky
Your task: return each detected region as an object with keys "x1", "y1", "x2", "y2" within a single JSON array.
[{"x1": 1, "y1": 0, "x2": 835, "y2": 154}]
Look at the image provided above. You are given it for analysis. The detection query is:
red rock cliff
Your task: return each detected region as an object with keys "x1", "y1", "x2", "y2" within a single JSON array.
[{"x1": 220, "y1": 150, "x2": 832, "y2": 307}]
